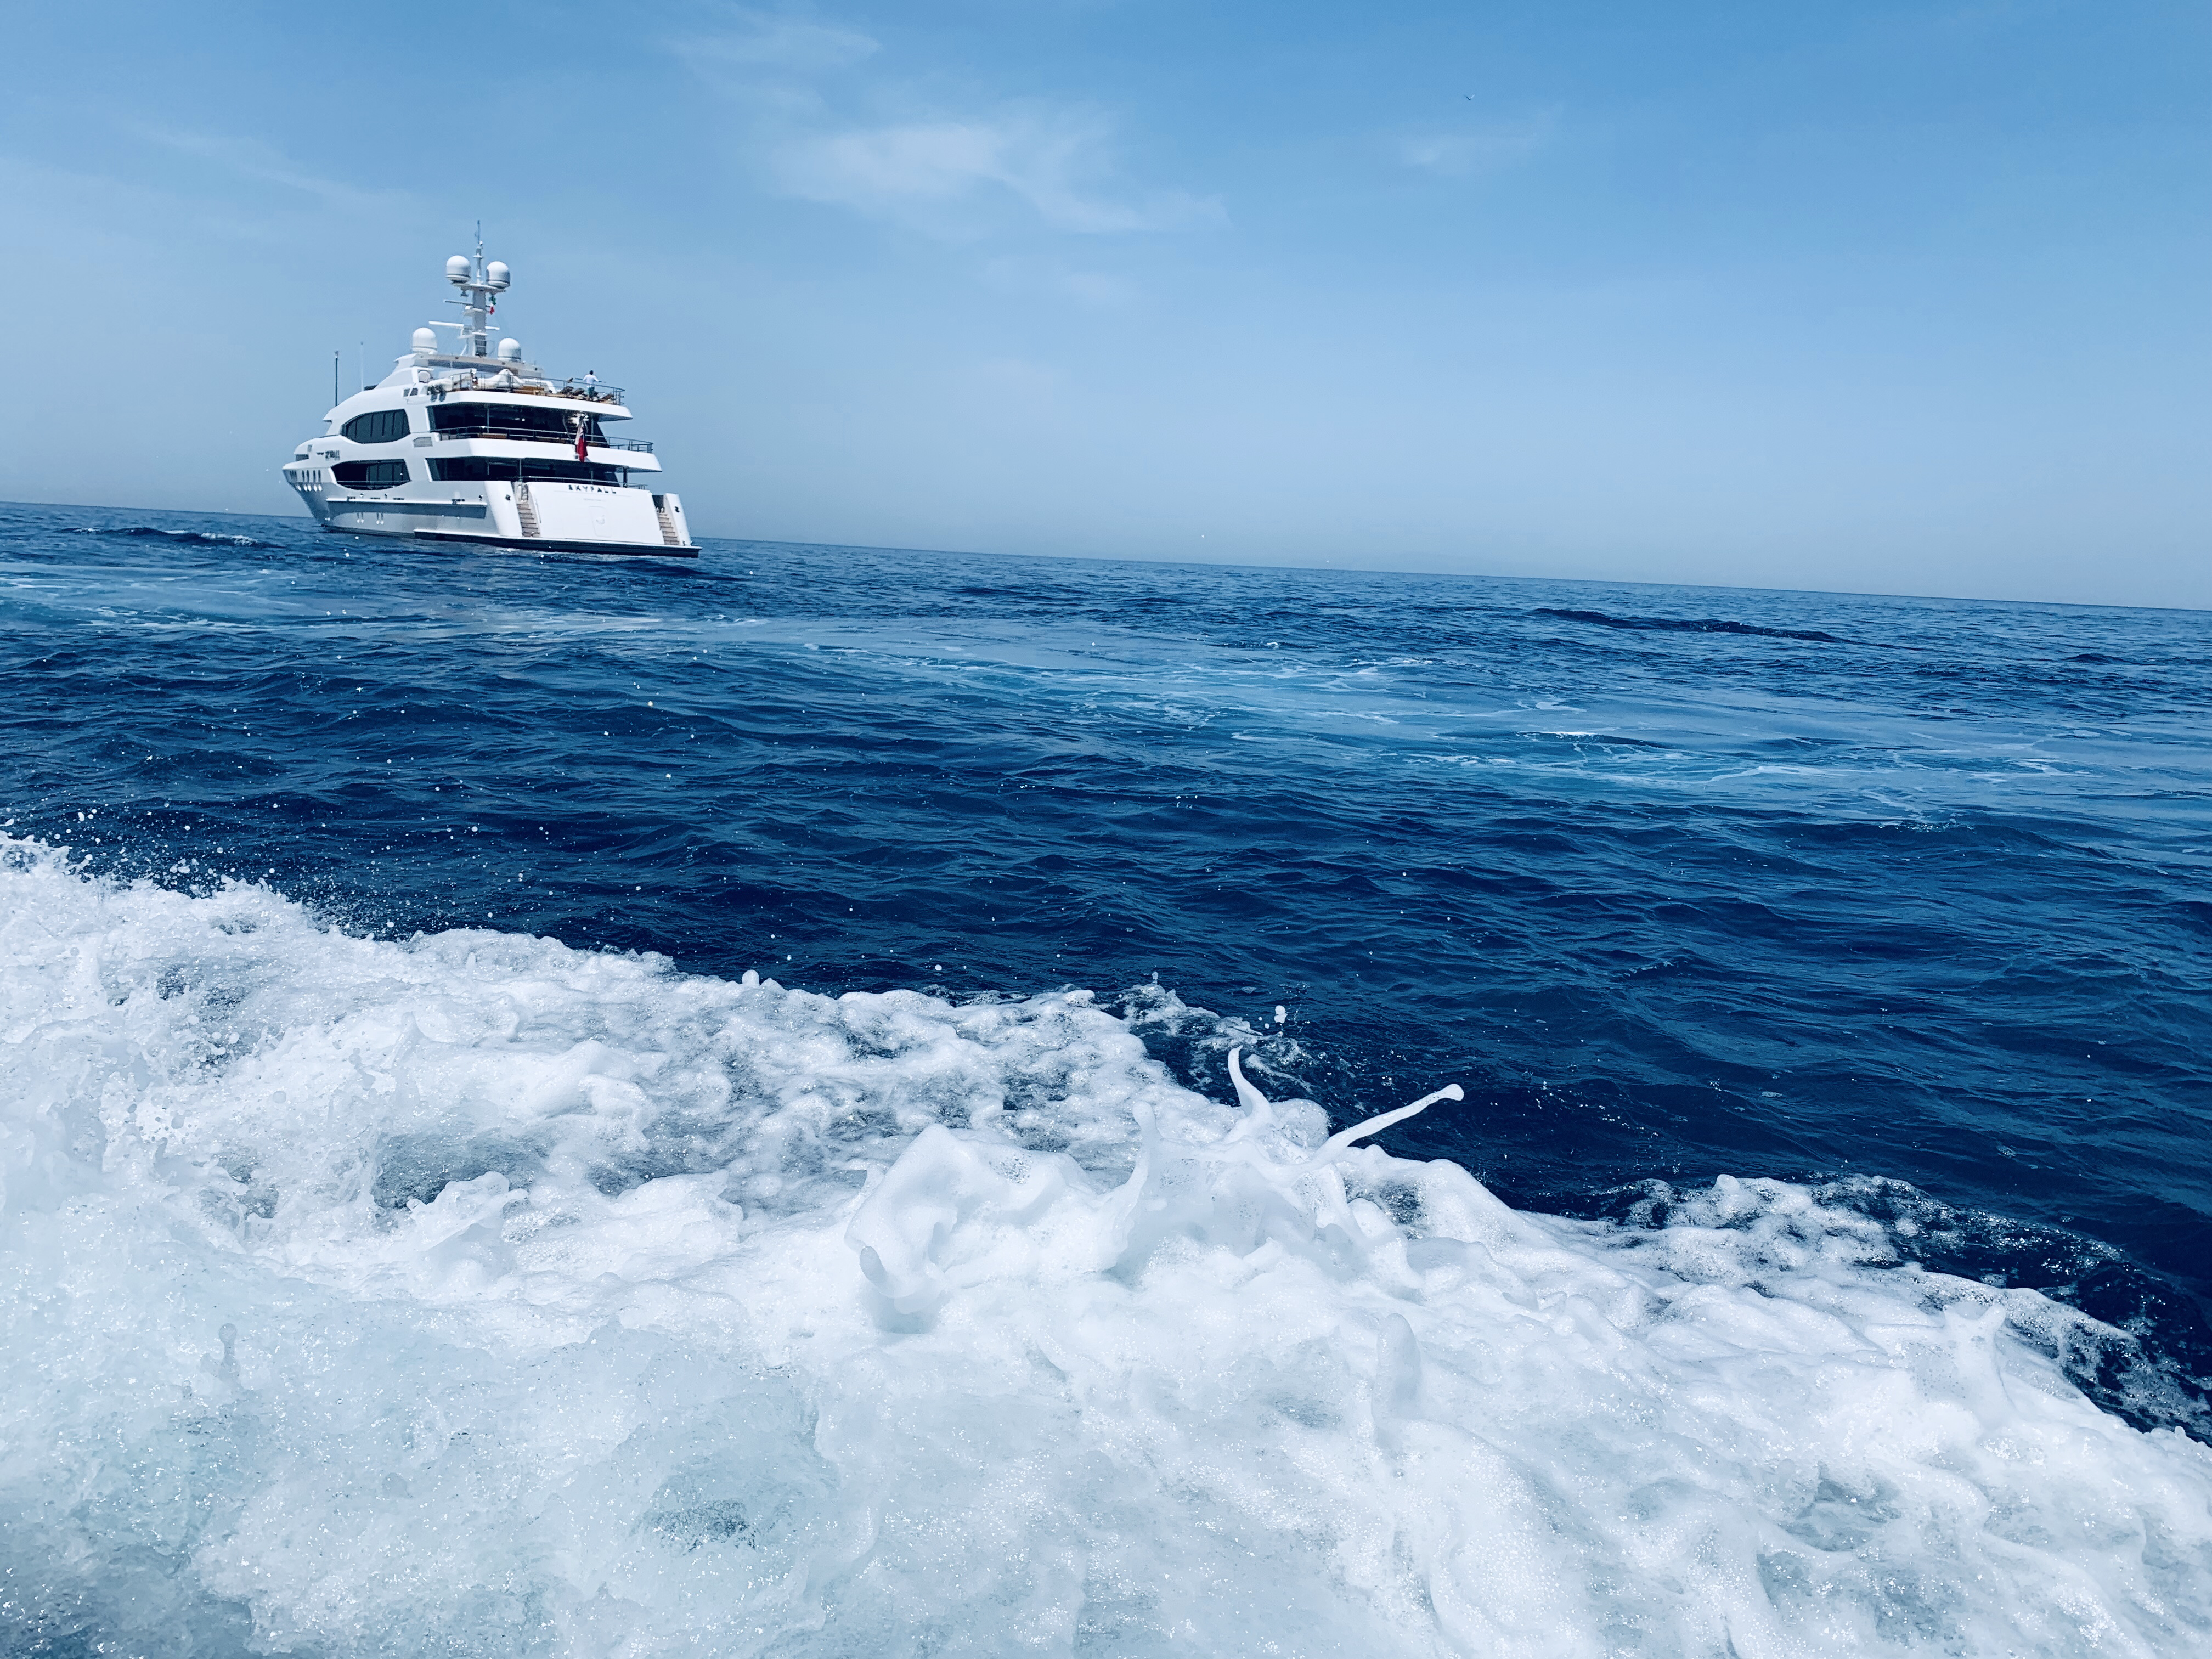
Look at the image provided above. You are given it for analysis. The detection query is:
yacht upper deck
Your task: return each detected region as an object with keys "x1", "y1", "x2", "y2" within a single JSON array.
[{"x1": 415, "y1": 356, "x2": 625, "y2": 405}]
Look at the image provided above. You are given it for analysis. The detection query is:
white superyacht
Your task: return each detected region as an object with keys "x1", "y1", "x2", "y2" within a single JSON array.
[{"x1": 285, "y1": 246, "x2": 695, "y2": 556}]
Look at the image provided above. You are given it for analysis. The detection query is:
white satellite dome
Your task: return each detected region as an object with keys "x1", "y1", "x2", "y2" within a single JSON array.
[
  {"x1": 497, "y1": 337, "x2": 522, "y2": 362},
  {"x1": 486, "y1": 261, "x2": 511, "y2": 290},
  {"x1": 411, "y1": 326, "x2": 439, "y2": 353},
  {"x1": 445, "y1": 254, "x2": 472, "y2": 283}
]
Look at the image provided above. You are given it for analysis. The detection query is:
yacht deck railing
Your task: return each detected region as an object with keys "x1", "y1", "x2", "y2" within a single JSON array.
[{"x1": 435, "y1": 427, "x2": 654, "y2": 453}]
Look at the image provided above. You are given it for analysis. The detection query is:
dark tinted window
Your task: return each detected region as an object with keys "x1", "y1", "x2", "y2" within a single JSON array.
[
  {"x1": 430, "y1": 402, "x2": 604, "y2": 445},
  {"x1": 332, "y1": 460, "x2": 411, "y2": 490},
  {"x1": 430, "y1": 457, "x2": 627, "y2": 486},
  {"x1": 341, "y1": 408, "x2": 412, "y2": 443}
]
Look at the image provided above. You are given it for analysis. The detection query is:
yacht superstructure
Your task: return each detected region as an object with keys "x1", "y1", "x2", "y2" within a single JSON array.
[{"x1": 285, "y1": 245, "x2": 694, "y2": 556}]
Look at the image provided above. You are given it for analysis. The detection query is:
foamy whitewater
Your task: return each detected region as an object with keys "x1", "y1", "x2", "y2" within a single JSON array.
[{"x1": 7, "y1": 837, "x2": 2209, "y2": 1657}]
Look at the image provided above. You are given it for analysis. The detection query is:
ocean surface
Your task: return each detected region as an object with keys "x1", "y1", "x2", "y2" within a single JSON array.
[{"x1": 4, "y1": 498, "x2": 2209, "y2": 1656}]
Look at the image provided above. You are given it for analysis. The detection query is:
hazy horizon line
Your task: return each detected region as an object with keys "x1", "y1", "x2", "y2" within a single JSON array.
[{"x1": 5, "y1": 496, "x2": 2204, "y2": 617}]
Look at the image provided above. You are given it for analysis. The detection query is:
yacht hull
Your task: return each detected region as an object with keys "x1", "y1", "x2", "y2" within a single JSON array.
[
  {"x1": 300, "y1": 482, "x2": 695, "y2": 557},
  {"x1": 313, "y1": 524, "x2": 696, "y2": 558},
  {"x1": 413, "y1": 528, "x2": 699, "y2": 558}
]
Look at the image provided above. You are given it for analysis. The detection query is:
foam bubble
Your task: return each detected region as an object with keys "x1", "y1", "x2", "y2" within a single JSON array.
[{"x1": 4, "y1": 836, "x2": 2208, "y2": 1655}]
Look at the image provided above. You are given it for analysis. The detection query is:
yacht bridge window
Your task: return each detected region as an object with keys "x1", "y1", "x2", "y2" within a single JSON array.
[
  {"x1": 333, "y1": 460, "x2": 411, "y2": 490},
  {"x1": 430, "y1": 403, "x2": 607, "y2": 445},
  {"x1": 341, "y1": 409, "x2": 413, "y2": 443}
]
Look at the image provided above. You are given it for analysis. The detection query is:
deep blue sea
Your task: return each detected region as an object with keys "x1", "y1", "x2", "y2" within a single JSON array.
[{"x1": 5, "y1": 500, "x2": 2210, "y2": 1656}]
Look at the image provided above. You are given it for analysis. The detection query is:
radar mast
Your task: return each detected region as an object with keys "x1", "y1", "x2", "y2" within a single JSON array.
[{"x1": 444, "y1": 226, "x2": 511, "y2": 358}]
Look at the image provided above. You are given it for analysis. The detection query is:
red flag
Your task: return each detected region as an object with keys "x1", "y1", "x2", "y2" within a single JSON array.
[{"x1": 575, "y1": 417, "x2": 589, "y2": 462}]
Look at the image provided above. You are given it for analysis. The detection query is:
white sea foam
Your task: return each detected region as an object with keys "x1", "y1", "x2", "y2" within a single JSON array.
[{"x1": 4, "y1": 836, "x2": 2209, "y2": 1656}]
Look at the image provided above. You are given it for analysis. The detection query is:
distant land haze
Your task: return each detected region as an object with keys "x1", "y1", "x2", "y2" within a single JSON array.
[{"x1": 0, "y1": 0, "x2": 2204, "y2": 607}]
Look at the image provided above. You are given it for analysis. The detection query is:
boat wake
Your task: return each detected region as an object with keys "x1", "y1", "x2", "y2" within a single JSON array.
[{"x1": 4, "y1": 837, "x2": 2208, "y2": 1656}]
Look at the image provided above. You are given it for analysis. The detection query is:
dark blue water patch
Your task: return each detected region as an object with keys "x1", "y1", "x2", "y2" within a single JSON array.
[
  {"x1": 63, "y1": 523, "x2": 272, "y2": 548},
  {"x1": 4, "y1": 499, "x2": 2209, "y2": 1436},
  {"x1": 1534, "y1": 606, "x2": 1857, "y2": 645}
]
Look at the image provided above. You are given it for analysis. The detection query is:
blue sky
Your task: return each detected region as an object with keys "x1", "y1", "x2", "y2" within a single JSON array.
[{"x1": 2, "y1": 1, "x2": 2205, "y2": 605}]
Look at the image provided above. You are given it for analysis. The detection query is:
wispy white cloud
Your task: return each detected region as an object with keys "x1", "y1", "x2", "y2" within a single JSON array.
[
  {"x1": 981, "y1": 255, "x2": 1141, "y2": 309},
  {"x1": 134, "y1": 126, "x2": 408, "y2": 215},
  {"x1": 668, "y1": 9, "x2": 1215, "y2": 241},
  {"x1": 1397, "y1": 110, "x2": 1561, "y2": 180},
  {"x1": 680, "y1": 8, "x2": 879, "y2": 72},
  {"x1": 1057, "y1": 268, "x2": 1138, "y2": 307},
  {"x1": 771, "y1": 111, "x2": 1214, "y2": 236}
]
